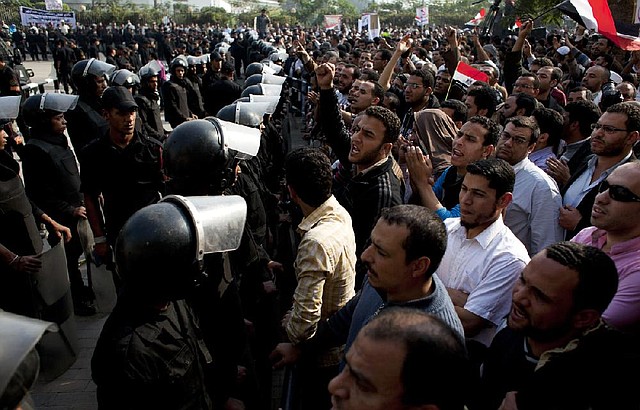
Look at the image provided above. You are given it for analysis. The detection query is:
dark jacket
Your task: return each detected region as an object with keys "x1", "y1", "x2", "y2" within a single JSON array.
[
  {"x1": 319, "y1": 88, "x2": 403, "y2": 285},
  {"x1": 478, "y1": 324, "x2": 640, "y2": 410},
  {"x1": 161, "y1": 79, "x2": 191, "y2": 128}
]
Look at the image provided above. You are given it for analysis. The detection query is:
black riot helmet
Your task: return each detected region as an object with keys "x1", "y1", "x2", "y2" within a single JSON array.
[
  {"x1": 109, "y1": 69, "x2": 141, "y2": 89},
  {"x1": 169, "y1": 56, "x2": 188, "y2": 74},
  {"x1": 115, "y1": 195, "x2": 247, "y2": 300},
  {"x1": 243, "y1": 73, "x2": 263, "y2": 89},
  {"x1": 216, "y1": 101, "x2": 273, "y2": 128},
  {"x1": 22, "y1": 93, "x2": 78, "y2": 131},
  {"x1": 0, "y1": 312, "x2": 56, "y2": 410},
  {"x1": 245, "y1": 62, "x2": 264, "y2": 78},
  {"x1": 71, "y1": 58, "x2": 116, "y2": 96},
  {"x1": 241, "y1": 84, "x2": 263, "y2": 98},
  {"x1": 163, "y1": 117, "x2": 260, "y2": 194}
]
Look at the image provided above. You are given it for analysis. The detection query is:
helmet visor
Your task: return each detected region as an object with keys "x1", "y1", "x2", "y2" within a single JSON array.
[
  {"x1": 262, "y1": 73, "x2": 286, "y2": 85},
  {"x1": 217, "y1": 118, "x2": 260, "y2": 160},
  {"x1": 0, "y1": 96, "x2": 22, "y2": 121},
  {"x1": 38, "y1": 93, "x2": 79, "y2": 113},
  {"x1": 84, "y1": 58, "x2": 116, "y2": 78},
  {"x1": 248, "y1": 95, "x2": 279, "y2": 114}
]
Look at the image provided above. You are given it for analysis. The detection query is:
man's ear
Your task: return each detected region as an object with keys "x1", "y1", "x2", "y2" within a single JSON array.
[
  {"x1": 497, "y1": 192, "x2": 513, "y2": 209},
  {"x1": 410, "y1": 256, "x2": 431, "y2": 278},
  {"x1": 381, "y1": 142, "x2": 393, "y2": 157},
  {"x1": 287, "y1": 184, "x2": 299, "y2": 203},
  {"x1": 482, "y1": 144, "x2": 495, "y2": 159},
  {"x1": 536, "y1": 132, "x2": 549, "y2": 149},
  {"x1": 424, "y1": 86, "x2": 433, "y2": 96},
  {"x1": 572, "y1": 309, "x2": 601, "y2": 331}
]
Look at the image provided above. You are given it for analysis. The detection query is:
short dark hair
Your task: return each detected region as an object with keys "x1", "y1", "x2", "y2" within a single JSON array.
[
  {"x1": 565, "y1": 100, "x2": 602, "y2": 137},
  {"x1": 376, "y1": 48, "x2": 392, "y2": 61},
  {"x1": 545, "y1": 242, "x2": 618, "y2": 313},
  {"x1": 360, "y1": 308, "x2": 470, "y2": 409},
  {"x1": 364, "y1": 105, "x2": 401, "y2": 144},
  {"x1": 371, "y1": 81, "x2": 385, "y2": 104},
  {"x1": 441, "y1": 99, "x2": 468, "y2": 124},
  {"x1": 383, "y1": 92, "x2": 400, "y2": 113},
  {"x1": 410, "y1": 69, "x2": 435, "y2": 89},
  {"x1": 505, "y1": 116, "x2": 540, "y2": 145},
  {"x1": 512, "y1": 93, "x2": 538, "y2": 116},
  {"x1": 568, "y1": 86, "x2": 594, "y2": 101},
  {"x1": 360, "y1": 68, "x2": 380, "y2": 82},
  {"x1": 466, "y1": 158, "x2": 515, "y2": 199},
  {"x1": 466, "y1": 115, "x2": 500, "y2": 147},
  {"x1": 343, "y1": 63, "x2": 360, "y2": 80},
  {"x1": 285, "y1": 148, "x2": 333, "y2": 207},
  {"x1": 532, "y1": 107, "x2": 564, "y2": 151},
  {"x1": 379, "y1": 205, "x2": 447, "y2": 274},
  {"x1": 530, "y1": 57, "x2": 553, "y2": 68},
  {"x1": 518, "y1": 73, "x2": 540, "y2": 89},
  {"x1": 467, "y1": 85, "x2": 497, "y2": 117},
  {"x1": 606, "y1": 101, "x2": 640, "y2": 132}
]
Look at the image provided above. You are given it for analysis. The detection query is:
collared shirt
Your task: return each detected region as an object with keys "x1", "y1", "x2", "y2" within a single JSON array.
[
  {"x1": 560, "y1": 138, "x2": 589, "y2": 163},
  {"x1": 528, "y1": 146, "x2": 556, "y2": 172},
  {"x1": 505, "y1": 158, "x2": 565, "y2": 255},
  {"x1": 286, "y1": 195, "x2": 356, "y2": 365},
  {"x1": 572, "y1": 227, "x2": 640, "y2": 334},
  {"x1": 563, "y1": 152, "x2": 633, "y2": 207},
  {"x1": 437, "y1": 217, "x2": 530, "y2": 346}
]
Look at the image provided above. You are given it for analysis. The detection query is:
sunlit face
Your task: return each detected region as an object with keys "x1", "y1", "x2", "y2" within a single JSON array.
[
  {"x1": 495, "y1": 122, "x2": 535, "y2": 166},
  {"x1": 451, "y1": 121, "x2": 493, "y2": 168},
  {"x1": 591, "y1": 164, "x2": 640, "y2": 233},
  {"x1": 589, "y1": 112, "x2": 636, "y2": 157},
  {"x1": 348, "y1": 114, "x2": 389, "y2": 169},
  {"x1": 361, "y1": 220, "x2": 412, "y2": 295},
  {"x1": 459, "y1": 173, "x2": 503, "y2": 232}
]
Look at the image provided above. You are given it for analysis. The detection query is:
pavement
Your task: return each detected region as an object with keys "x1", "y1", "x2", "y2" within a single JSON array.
[{"x1": 19, "y1": 58, "x2": 307, "y2": 410}]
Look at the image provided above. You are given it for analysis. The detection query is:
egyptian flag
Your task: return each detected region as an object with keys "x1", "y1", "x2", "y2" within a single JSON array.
[
  {"x1": 465, "y1": 8, "x2": 486, "y2": 26},
  {"x1": 446, "y1": 62, "x2": 490, "y2": 100},
  {"x1": 556, "y1": 0, "x2": 640, "y2": 51}
]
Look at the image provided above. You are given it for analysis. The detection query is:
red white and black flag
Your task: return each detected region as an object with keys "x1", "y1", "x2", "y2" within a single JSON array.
[{"x1": 556, "y1": 0, "x2": 640, "y2": 51}]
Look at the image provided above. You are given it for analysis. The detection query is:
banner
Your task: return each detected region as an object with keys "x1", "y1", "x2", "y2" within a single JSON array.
[
  {"x1": 359, "y1": 13, "x2": 379, "y2": 40},
  {"x1": 324, "y1": 15, "x2": 342, "y2": 30},
  {"x1": 415, "y1": 6, "x2": 429, "y2": 26},
  {"x1": 557, "y1": 0, "x2": 640, "y2": 50},
  {"x1": 45, "y1": 0, "x2": 63, "y2": 11},
  {"x1": 20, "y1": 7, "x2": 76, "y2": 28}
]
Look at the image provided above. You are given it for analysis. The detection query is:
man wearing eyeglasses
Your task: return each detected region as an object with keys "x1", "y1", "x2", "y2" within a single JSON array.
[
  {"x1": 399, "y1": 69, "x2": 438, "y2": 139},
  {"x1": 560, "y1": 102, "x2": 639, "y2": 239},
  {"x1": 571, "y1": 162, "x2": 640, "y2": 334},
  {"x1": 495, "y1": 116, "x2": 564, "y2": 256}
]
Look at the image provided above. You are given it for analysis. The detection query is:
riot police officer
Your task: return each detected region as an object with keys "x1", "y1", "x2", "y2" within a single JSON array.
[
  {"x1": 92, "y1": 195, "x2": 248, "y2": 409},
  {"x1": 65, "y1": 58, "x2": 115, "y2": 152},
  {"x1": 21, "y1": 93, "x2": 97, "y2": 316}
]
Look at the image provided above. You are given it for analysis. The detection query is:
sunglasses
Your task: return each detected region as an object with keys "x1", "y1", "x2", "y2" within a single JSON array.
[{"x1": 597, "y1": 180, "x2": 640, "y2": 203}]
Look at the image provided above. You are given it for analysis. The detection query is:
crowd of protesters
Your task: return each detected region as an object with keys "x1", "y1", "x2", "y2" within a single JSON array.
[{"x1": 1, "y1": 9, "x2": 640, "y2": 410}]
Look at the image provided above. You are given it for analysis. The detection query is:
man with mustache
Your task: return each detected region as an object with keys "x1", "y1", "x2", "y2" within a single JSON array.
[
  {"x1": 477, "y1": 241, "x2": 639, "y2": 409},
  {"x1": 559, "y1": 102, "x2": 639, "y2": 240}
]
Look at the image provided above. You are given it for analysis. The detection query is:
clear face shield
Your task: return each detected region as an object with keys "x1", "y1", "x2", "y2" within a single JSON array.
[
  {"x1": 36, "y1": 93, "x2": 79, "y2": 113},
  {"x1": 83, "y1": 57, "x2": 116, "y2": 79},
  {"x1": 0, "y1": 96, "x2": 22, "y2": 122}
]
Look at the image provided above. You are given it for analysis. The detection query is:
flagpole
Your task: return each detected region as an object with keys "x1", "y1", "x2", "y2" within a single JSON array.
[{"x1": 532, "y1": 0, "x2": 567, "y2": 21}]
